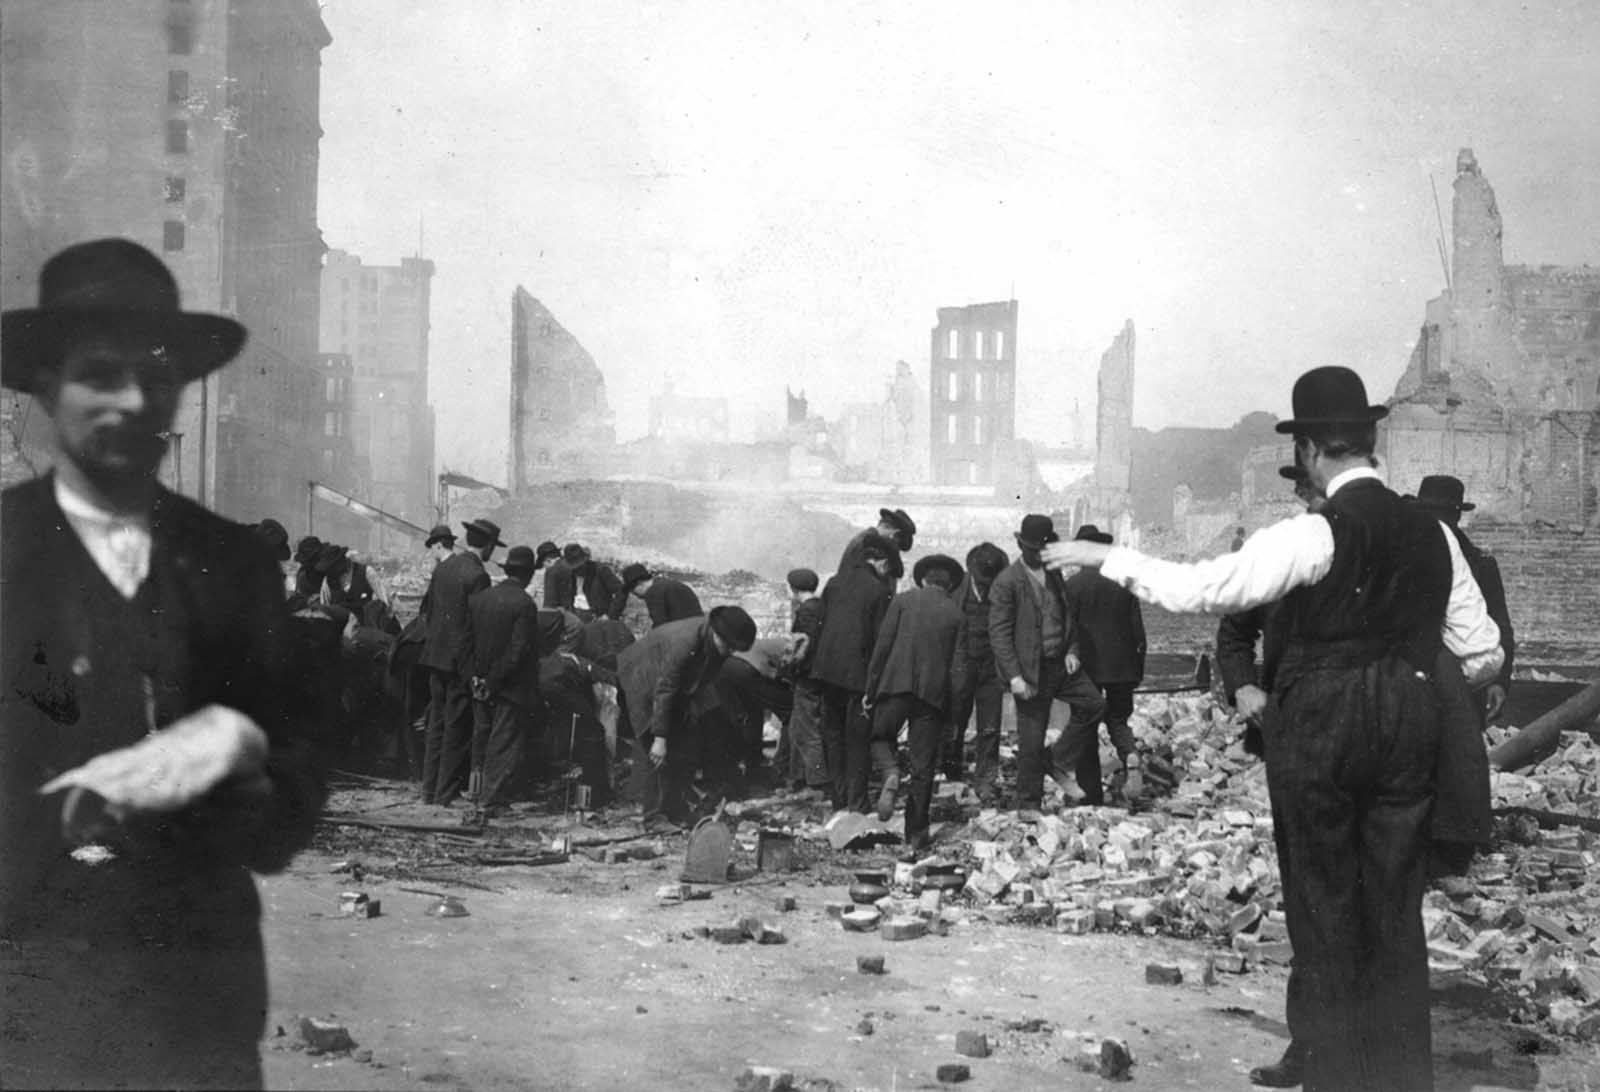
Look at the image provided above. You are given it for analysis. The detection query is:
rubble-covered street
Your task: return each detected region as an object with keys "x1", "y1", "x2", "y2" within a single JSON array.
[{"x1": 259, "y1": 693, "x2": 1600, "y2": 1091}]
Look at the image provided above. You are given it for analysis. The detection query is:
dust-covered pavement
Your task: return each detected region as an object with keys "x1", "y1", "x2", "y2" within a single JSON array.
[{"x1": 258, "y1": 812, "x2": 1599, "y2": 1092}]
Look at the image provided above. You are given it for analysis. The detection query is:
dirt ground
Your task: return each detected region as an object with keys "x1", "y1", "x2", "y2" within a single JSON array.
[{"x1": 257, "y1": 791, "x2": 1600, "y2": 1092}]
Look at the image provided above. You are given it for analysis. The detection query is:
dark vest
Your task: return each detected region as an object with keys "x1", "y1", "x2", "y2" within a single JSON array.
[{"x1": 1276, "y1": 478, "x2": 1450, "y2": 688}]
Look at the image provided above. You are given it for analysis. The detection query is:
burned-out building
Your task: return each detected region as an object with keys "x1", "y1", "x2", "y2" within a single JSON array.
[
  {"x1": 1, "y1": 0, "x2": 332, "y2": 527},
  {"x1": 319, "y1": 248, "x2": 436, "y2": 540},
  {"x1": 1386, "y1": 149, "x2": 1600, "y2": 525},
  {"x1": 929, "y1": 300, "x2": 1018, "y2": 486},
  {"x1": 508, "y1": 286, "x2": 616, "y2": 489}
]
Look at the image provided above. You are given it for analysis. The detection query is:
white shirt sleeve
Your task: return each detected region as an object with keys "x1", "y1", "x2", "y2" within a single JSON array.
[
  {"x1": 1439, "y1": 524, "x2": 1505, "y2": 686},
  {"x1": 1098, "y1": 513, "x2": 1335, "y2": 614}
]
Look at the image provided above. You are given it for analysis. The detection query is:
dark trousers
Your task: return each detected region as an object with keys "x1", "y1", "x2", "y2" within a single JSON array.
[
  {"x1": 784, "y1": 677, "x2": 829, "y2": 787},
  {"x1": 620, "y1": 690, "x2": 698, "y2": 824},
  {"x1": 718, "y1": 657, "x2": 794, "y2": 770},
  {"x1": 1010, "y1": 661, "x2": 1106, "y2": 807},
  {"x1": 471, "y1": 698, "x2": 532, "y2": 807},
  {"x1": 818, "y1": 682, "x2": 872, "y2": 811},
  {"x1": 943, "y1": 662, "x2": 1004, "y2": 782},
  {"x1": 1265, "y1": 657, "x2": 1438, "y2": 1092},
  {"x1": 1098, "y1": 681, "x2": 1138, "y2": 757},
  {"x1": 869, "y1": 694, "x2": 942, "y2": 843},
  {"x1": 423, "y1": 668, "x2": 474, "y2": 804}
]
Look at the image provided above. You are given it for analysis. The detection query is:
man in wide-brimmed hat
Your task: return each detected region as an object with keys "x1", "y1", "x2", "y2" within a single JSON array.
[
  {"x1": 986, "y1": 515, "x2": 1107, "y2": 816},
  {"x1": 1045, "y1": 366, "x2": 1503, "y2": 1092},
  {"x1": 837, "y1": 506, "x2": 917, "y2": 586},
  {"x1": 943, "y1": 541, "x2": 1010, "y2": 797},
  {"x1": 417, "y1": 517, "x2": 503, "y2": 805},
  {"x1": 466, "y1": 545, "x2": 542, "y2": 815},
  {"x1": 1, "y1": 238, "x2": 324, "y2": 1088},
  {"x1": 1061, "y1": 524, "x2": 1147, "y2": 801},
  {"x1": 861, "y1": 553, "x2": 965, "y2": 850}
]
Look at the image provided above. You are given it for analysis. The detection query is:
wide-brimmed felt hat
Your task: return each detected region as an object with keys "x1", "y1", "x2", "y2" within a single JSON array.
[
  {"x1": 912, "y1": 553, "x2": 964, "y2": 589},
  {"x1": 1275, "y1": 366, "x2": 1389, "y2": 434},
  {"x1": 501, "y1": 545, "x2": 538, "y2": 573},
  {"x1": 1014, "y1": 514, "x2": 1058, "y2": 550},
  {"x1": 708, "y1": 605, "x2": 757, "y2": 652},
  {"x1": 294, "y1": 535, "x2": 324, "y2": 567},
  {"x1": 561, "y1": 542, "x2": 590, "y2": 565},
  {"x1": 535, "y1": 540, "x2": 561, "y2": 565},
  {"x1": 621, "y1": 562, "x2": 652, "y2": 586},
  {"x1": 964, "y1": 542, "x2": 1009, "y2": 581},
  {"x1": 786, "y1": 567, "x2": 819, "y2": 593},
  {"x1": 424, "y1": 523, "x2": 455, "y2": 547},
  {"x1": 462, "y1": 518, "x2": 507, "y2": 548},
  {"x1": 313, "y1": 542, "x2": 351, "y2": 574},
  {"x1": 878, "y1": 507, "x2": 917, "y2": 538},
  {"x1": 252, "y1": 519, "x2": 291, "y2": 562},
  {"x1": 1277, "y1": 464, "x2": 1308, "y2": 481},
  {"x1": 2, "y1": 238, "x2": 247, "y2": 393},
  {"x1": 1415, "y1": 474, "x2": 1475, "y2": 512},
  {"x1": 1073, "y1": 524, "x2": 1113, "y2": 545}
]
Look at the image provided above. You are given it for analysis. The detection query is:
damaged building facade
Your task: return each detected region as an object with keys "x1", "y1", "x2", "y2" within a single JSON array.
[{"x1": 508, "y1": 286, "x2": 617, "y2": 489}]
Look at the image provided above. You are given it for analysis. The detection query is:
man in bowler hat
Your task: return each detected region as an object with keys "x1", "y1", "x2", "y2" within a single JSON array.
[
  {"x1": 621, "y1": 562, "x2": 704, "y2": 627},
  {"x1": 467, "y1": 545, "x2": 542, "y2": 814},
  {"x1": 988, "y1": 514, "x2": 1107, "y2": 815},
  {"x1": 1046, "y1": 367, "x2": 1502, "y2": 1092},
  {"x1": 418, "y1": 516, "x2": 503, "y2": 805},
  {"x1": 1, "y1": 238, "x2": 324, "y2": 1088},
  {"x1": 838, "y1": 506, "x2": 917, "y2": 585},
  {"x1": 943, "y1": 541, "x2": 1010, "y2": 797}
]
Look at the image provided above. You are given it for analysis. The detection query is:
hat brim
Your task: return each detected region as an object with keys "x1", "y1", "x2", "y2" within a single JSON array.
[
  {"x1": 912, "y1": 556, "x2": 965, "y2": 587},
  {"x1": 1014, "y1": 532, "x2": 1058, "y2": 550},
  {"x1": 1416, "y1": 498, "x2": 1475, "y2": 513},
  {"x1": 2, "y1": 308, "x2": 246, "y2": 393},
  {"x1": 461, "y1": 521, "x2": 508, "y2": 548},
  {"x1": 1274, "y1": 405, "x2": 1389, "y2": 434}
]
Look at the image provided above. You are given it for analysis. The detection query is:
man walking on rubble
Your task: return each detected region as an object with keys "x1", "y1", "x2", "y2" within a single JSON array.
[
  {"x1": 467, "y1": 545, "x2": 542, "y2": 815},
  {"x1": 1046, "y1": 367, "x2": 1502, "y2": 1092},
  {"x1": 811, "y1": 533, "x2": 896, "y2": 812},
  {"x1": 988, "y1": 514, "x2": 1107, "y2": 815},
  {"x1": 1, "y1": 238, "x2": 325, "y2": 1088},
  {"x1": 418, "y1": 517, "x2": 504, "y2": 806},
  {"x1": 864, "y1": 553, "x2": 965, "y2": 851},
  {"x1": 942, "y1": 542, "x2": 1008, "y2": 797}
]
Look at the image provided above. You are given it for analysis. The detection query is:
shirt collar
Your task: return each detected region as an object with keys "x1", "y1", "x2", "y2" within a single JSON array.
[
  {"x1": 54, "y1": 474, "x2": 151, "y2": 529},
  {"x1": 1325, "y1": 465, "x2": 1383, "y2": 498}
]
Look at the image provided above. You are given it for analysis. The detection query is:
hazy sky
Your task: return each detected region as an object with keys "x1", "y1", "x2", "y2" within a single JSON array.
[{"x1": 317, "y1": 0, "x2": 1600, "y2": 483}]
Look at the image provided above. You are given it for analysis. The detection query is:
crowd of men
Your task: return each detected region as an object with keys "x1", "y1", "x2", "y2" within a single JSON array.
[{"x1": 0, "y1": 238, "x2": 1520, "y2": 1092}]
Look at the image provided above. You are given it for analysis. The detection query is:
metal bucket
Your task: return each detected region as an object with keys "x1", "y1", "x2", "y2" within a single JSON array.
[{"x1": 756, "y1": 829, "x2": 796, "y2": 873}]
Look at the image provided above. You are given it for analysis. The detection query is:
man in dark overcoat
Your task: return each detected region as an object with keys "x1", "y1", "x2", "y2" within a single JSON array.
[
  {"x1": 467, "y1": 545, "x2": 542, "y2": 813},
  {"x1": 943, "y1": 542, "x2": 1008, "y2": 793},
  {"x1": 988, "y1": 514, "x2": 1107, "y2": 813},
  {"x1": 837, "y1": 506, "x2": 915, "y2": 586},
  {"x1": 810, "y1": 533, "x2": 895, "y2": 811},
  {"x1": 418, "y1": 516, "x2": 502, "y2": 805},
  {"x1": 1046, "y1": 367, "x2": 1503, "y2": 1092},
  {"x1": 779, "y1": 567, "x2": 829, "y2": 789},
  {"x1": 1062, "y1": 523, "x2": 1147, "y2": 796},
  {"x1": 0, "y1": 238, "x2": 325, "y2": 1089},
  {"x1": 863, "y1": 554, "x2": 964, "y2": 850},
  {"x1": 616, "y1": 605, "x2": 756, "y2": 832},
  {"x1": 621, "y1": 562, "x2": 705, "y2": 627},
  {"x1": 561, "y1": 542, "x2": 624, "y2": 620}
]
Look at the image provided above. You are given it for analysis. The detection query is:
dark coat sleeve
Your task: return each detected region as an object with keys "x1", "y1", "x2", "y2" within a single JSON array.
[
  {"x1": 989, "y1": 568, "x2": 1023, "y2": 685},
  {"x1": 1215, "y1": 607, "x2": 1265, "y2": 703}
]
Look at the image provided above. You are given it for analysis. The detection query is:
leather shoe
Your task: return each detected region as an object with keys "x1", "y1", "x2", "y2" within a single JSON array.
[{"x1": 1249, "y1": 1042, "x2": 1304, "y2": 1087}]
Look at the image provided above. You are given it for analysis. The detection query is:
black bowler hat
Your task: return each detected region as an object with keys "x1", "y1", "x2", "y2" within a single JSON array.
[
  {"x1": 562, "y1": 542, "x2": 590, "y2": 565},
  {"x1": 621, "y1": 562, "x2": 652, "y2": 586},
  {"x1": 1014, "y1": 514, "x2": 1058, "y2": 550},
  {"x1": 1278, "y1": 464, "x2": 1308, "y2": 481},
  {"x1": 294, "y1": 535, "x2": 324, "y2": 567},
  {"x1": 253, "y1": 519, "x2": 291, "y2": 562},
  {"x1": 708, "y1": 605, "x2": 757, "y2": 652},
  {"x1": 2, "y1": 238, "x2": 247, "y2": 392},
  {"x1": 912, "y1": 553, "x2": 964, "y2": 588},
  {"x1": 502, "y1": 545, "x2": 538, "y2": 574},
  {"x1": 462, "y1": 518, "x2": 507, "y2": 548},
  {"x1": 424, "y1": 523, "x2": 455, "y2": 547},
  {"x1": 1415, "y1": 475, "x2": 1475, "y2": 512},
  {"x1": 313, "y1": 542, "x2": 351, "y2": 574},
  {"x1": 1274, "y1": 366, "x2": 1389, "y2": 434},
  {"x1": 878, "y1": 508, "x2": 917, "y2": 538},
  {"x1": 964, "y1": 542, "x2": 1009, "y2": 581},
  {"x1": 1073, "y1": 523, "x2": 1113, "y2": 545},
  {"x1": 535, "y1": 540, "x2": 561, "y2": 565}
]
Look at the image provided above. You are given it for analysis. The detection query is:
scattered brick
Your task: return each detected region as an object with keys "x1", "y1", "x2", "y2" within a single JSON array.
[
  {"x1": 1144, "y1": 963, "x2": 1183, "y2": 986},
  {"x1": 954, "y1": 1030, "x2": 990, "y2": 1058},
  {"x1": 935, "y1": 1062, "x2": 971, "y2": 1083}
]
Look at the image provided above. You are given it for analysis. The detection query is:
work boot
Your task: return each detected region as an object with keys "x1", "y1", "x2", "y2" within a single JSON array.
[{"x1": 1249, "y1": 1040, "x2": 1305, "y2": 1087}]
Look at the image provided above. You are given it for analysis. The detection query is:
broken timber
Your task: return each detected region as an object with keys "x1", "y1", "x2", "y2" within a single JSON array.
[{"x1": 1489, "y1": 680, "x2": 1600, "y2": 772}]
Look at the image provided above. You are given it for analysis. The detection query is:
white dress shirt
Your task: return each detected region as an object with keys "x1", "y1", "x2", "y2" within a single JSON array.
[
  {"x1": 1100, "y1": 467, "x2": 1504, "y2": 685},
  {"x1": 55, "y1": 476, "x2": 151, "y2": 600}
]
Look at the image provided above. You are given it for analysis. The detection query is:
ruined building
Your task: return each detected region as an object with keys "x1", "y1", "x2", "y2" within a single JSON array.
[
  {"x1": 649, "y1": 386, "x2": 730, "y2": 444},
  {"x1": 319, "y1": 248, "x2": 436, "y2": 541},
  {"x1": 1, "y1": 0, "x2": 331, "y2": 528},
  {"x1": 1058, "y1": 321, "x2": 1138, "y2": 541},
  {"x1": 836, "y1": 360, "x2": 930, "y2": 486},
  {"x1": 508, "y1": 286, "x2": 616, "y2": 489},
  {"x1": 929, "y1": 301, "x2": 1018, "y2": 486},
  {"x1": 1387, "y1": 149, "x2": 1600, "y2": 524}
]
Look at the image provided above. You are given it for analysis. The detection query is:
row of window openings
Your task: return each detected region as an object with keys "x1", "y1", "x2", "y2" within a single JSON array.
[
  {"x1": 945, "y1": 415, "x2": 985, "y2": 444},
  {"x1": 943, "y1": 371, "x2": 1005, "y2": 401},
  {"x1": 944, "y1": 328, "x2": 1007, "y2": 361}
]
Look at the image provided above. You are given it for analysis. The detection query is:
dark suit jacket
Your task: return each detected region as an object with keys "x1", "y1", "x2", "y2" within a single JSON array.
[
  {"x1": 988, "y1": 558, "x2": 1079, "y2": 687},
  {"x1": 616, "y1": 616, "x2": 729, "y2": 740},
  {"x1": 468, "y1": 579, "x2": 540, "y2": 709},
  {"x1": 418, "y1": 550, "x2": 490, "y2": 673},
  {"x1": 865, "y1": 585, "x2": 963, "y2": 711},
  {"x1": 543, "y1": 558, "x2": 575, "y2": 610},
  {"x1": 573, "y1": 561, "x2": 623, "y2": 619},
  {"x1": 789, "y1": 595, "x2": 824, "y2": 674},
  {"x1": 837, "y1": 527, "x2": 905, "y2": 584},
  {"x1": 810, "y1": 562, "x2": 892, "y2": 694},
  {"x1": 1062, "y1": 568, "x2": 1146, "y2": 684},
  {"x1": 0, "y1": 476, "x2": 325, "y2": 1074},
  {"x1": 1450, "y1": 525, "x2": 1515, "y2": 691},
  {"x1": 644, "y1": 578, "x2": 704, "y2": 627}
]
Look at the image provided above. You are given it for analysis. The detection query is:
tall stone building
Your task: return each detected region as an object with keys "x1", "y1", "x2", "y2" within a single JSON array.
[
  {"x1": 1388, "y1": 149, "x2": 1600, "y2": 524},
  {"x1": 0, "y1": 0, "x2": 331, "y2": 527},
  {"x1": 319, "y1": 249, "x2": 437, "y2": 540},
  {"x1": 929, "y1": 300, "x2": 1018, "y2": 485},
  {"x1": 507, "y1": 286, "x2": 615, "y2": 489}
]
